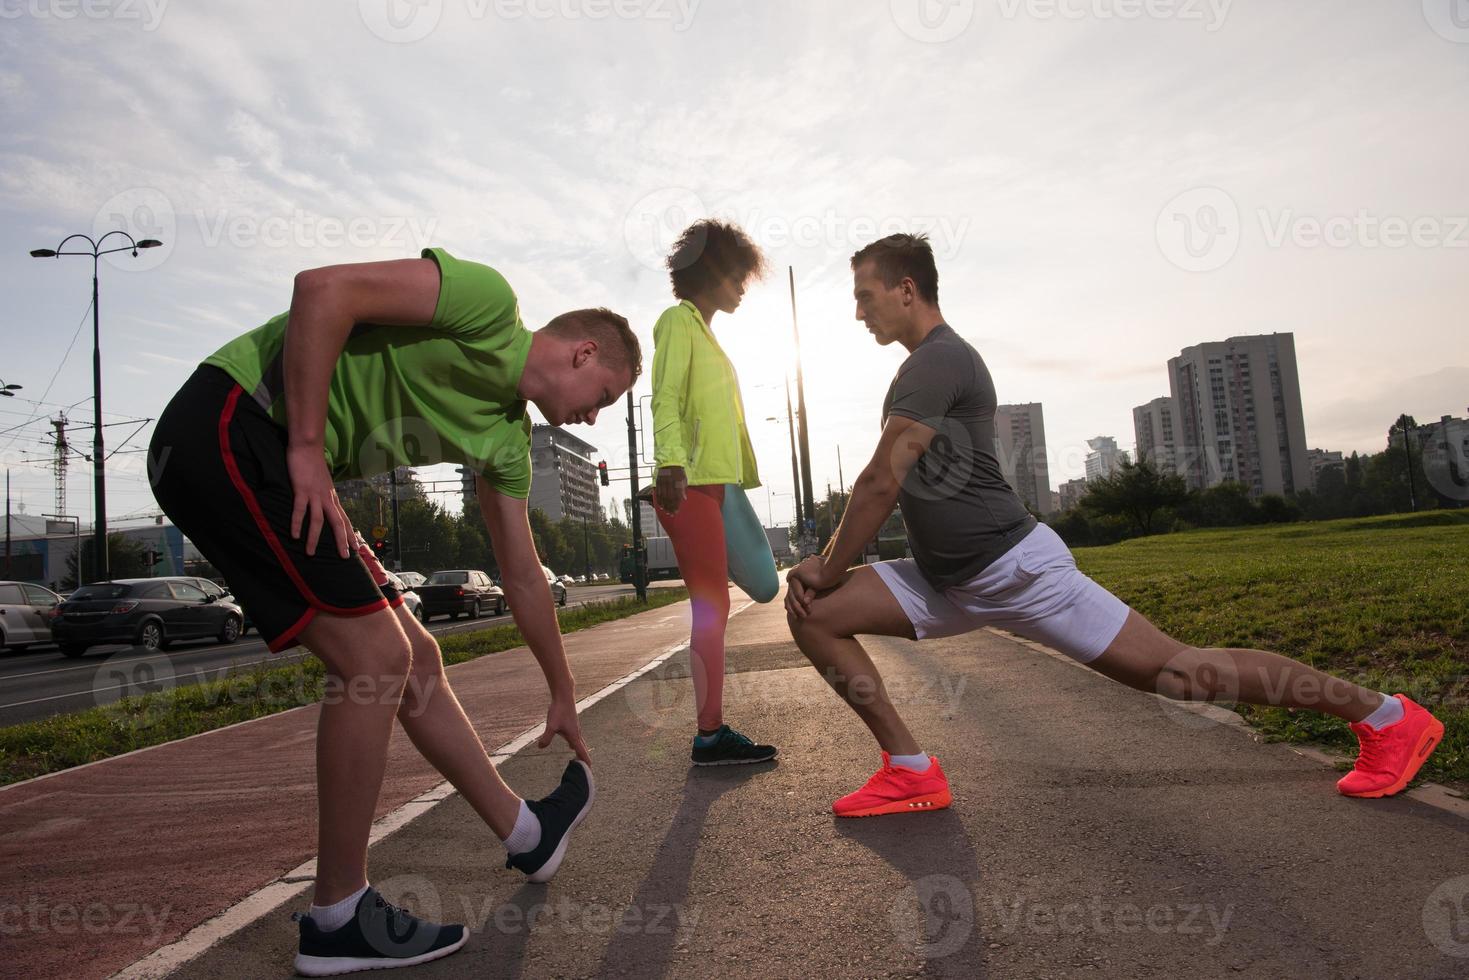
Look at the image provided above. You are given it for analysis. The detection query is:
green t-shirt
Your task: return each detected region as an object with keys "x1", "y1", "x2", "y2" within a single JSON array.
[{"x1": 202, "y1": 248, "x2": 534, "y2": 497}]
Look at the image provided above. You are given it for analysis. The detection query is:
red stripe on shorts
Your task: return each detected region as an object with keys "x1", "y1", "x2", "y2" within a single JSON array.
[{"x1": 217, "y1": 384, "x2": 390, "y2": 619}]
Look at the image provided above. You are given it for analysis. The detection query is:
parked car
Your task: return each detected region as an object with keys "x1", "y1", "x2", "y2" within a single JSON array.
[
  {"x1": 50, "y1": 578, "x2": 246, "y2": 658},
  {"x1": 0, "y1": 581, "x2": 63, "y2": 653},
  {"x1": 504, "y1": 566, "x2": 570, "y2": 610},
  {"x1": 397, "y1": 571, "x2": 427, "y2": 590},
  {"x1": 543, "y1": 566, "x2": 569, "y2": 606},
  {"x1": 558, "y1": 574, "x2": 575, "y2": 587},
  {"x1": 416, "y1": 570, "x2": 505, "y2": 621},
  {"x1": 383, "y1": 570, "x2": 424, "y2": 623}
]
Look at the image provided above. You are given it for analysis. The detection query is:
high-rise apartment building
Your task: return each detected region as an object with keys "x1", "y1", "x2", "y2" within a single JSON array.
[
  {"x1": 1168, "y1": 333, "x2": 1309, "y2": 498},
  {"x1": 994, "y1": 403, "x2": 1052, "y2": 515}
]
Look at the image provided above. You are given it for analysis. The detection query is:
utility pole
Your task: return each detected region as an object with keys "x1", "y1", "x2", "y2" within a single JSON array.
[
  {"x1": 785, "y1": 377, "x2": 803, "y2": 531},
  {"x1": 389, "y1": 467, "x2": 402, "y2": 571},
  {"x1": 5, "y1": 469, "x2": 10, "y2": 580},
  {"x1": 1399, "y1": 415, "x2": 1418, "y2": 512},
  {"x1": 837, "y1": 445, "x2": 847, "y2": 519},
  {"x1": 626, "y1": 390, "x2": 647, "y2": 602},
  {"x1": 789, "y1": 267, "x2": 816, "y2": 543},
  {"x1": 583, "y1": 516, "x2": 591, "y2": 581}
]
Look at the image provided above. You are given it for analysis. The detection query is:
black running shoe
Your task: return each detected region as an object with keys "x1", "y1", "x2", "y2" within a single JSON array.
[
  {"x1": 691, "y1": 725, "x2": 779, "y2": 766},
  {"x1": 505, "y1": 759, "x2": 596, "y2": 883},
  {"x1": 291, "y1": 887, "x2": 467, "y2": 976}
]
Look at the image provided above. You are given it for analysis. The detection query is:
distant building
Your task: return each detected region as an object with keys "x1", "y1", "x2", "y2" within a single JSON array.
[
  {"x1": 1168, "y1": 333, "x2": 1309, "y2": 498},
  {"x1": 994, "y1": 403, "x2": 1053, "y2": 515},
  {"x1": 1085, "y1": 436, "x2": 1126, "y2": 482},
  {"x1": 1133, "y1": 396, "x2": 1180, "y2": 473},
  {"x1": 458, "y1": 466, "x2": 477, "y2": 512},
  {"x1": 1392, "y1": 415, "x2": 1469, "y2": 504},
  {"x1": 528, "y1": 425, "x2": 602, "y2": 523},
  {"x1": 1306, "y1": 449, "x2": 1344, "y2": 489},
  {"x1": 621, "y1": 498, "x2": 665, "y2": 538},
  {"x1": 1058, "y1": 478, "x2": 1089, "y2": 513},
  {"x1": 1, "y1": 514, "x2": 185, "y2": 589}
]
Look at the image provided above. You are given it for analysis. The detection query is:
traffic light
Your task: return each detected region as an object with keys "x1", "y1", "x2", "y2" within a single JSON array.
[
  {"x1": 143, "y1": 549, "x2": 162, "y2": 567},
  {"x1": 598, "y1": 460, "x2": 609, "y2": 486},
  {"x1": 373, "y1": 538, "x2": 387, "y2": 554}
]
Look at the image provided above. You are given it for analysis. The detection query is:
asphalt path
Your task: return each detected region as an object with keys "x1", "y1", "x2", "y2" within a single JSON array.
[
  {"x1": 0, "y1": 582, "x2": 680, "y2": 728},
  {"x1": 178, "y1": 595, "x2": 1469, "y2": 979}
]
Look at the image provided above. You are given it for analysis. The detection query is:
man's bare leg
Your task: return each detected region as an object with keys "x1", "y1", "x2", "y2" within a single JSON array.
[
  {"x1": 787, "y1": 566, "x2": 925, "y2": 755},
  {"x1": 1087, "y1": 609, "x2": 1383, "y2": 722},
  {"x1": 390, "y1": 603, "x2": 522, "y2": 838},
  {"x1": 300, "y1": 607, "x2": 413, "y2": 907}
]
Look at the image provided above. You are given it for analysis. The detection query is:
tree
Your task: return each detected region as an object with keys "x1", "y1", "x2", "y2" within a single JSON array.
[
  {"x1": 527, "y1": 508, "x2": 565, "y2": 570},
  {"x1": 1176, "y1": 481, "x2": 1258, "y2": 527},
  {"x1": 1256, "y1": 494, "x2": 1301, "y2": 523},
  {"x1": 1080, "y1": 457, "x2": 1190, "y2": 536},
  {"x1": 66, "y1": 533, "x2": 150, "y2": 588}
]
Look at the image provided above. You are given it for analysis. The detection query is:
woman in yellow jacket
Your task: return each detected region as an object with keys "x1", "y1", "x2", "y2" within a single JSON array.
[{"x1": 651, "y1": 219, "x2": 781, "y2": 766}]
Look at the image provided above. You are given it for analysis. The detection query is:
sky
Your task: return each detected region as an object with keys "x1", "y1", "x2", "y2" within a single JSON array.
[{"x1": 1, "y1": 0, "x2": 1466, "y2": 529}]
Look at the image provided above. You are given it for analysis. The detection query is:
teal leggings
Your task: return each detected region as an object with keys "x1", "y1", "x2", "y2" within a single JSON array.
[{"x1": 721, "y1": 485, "x2": 780, "y2": 603}]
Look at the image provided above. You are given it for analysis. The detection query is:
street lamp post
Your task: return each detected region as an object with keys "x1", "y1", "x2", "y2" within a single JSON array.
[
  {"x1": 788, "y1": 268, "x2": 816, "y2": 537},
  {"x1": 30, "y1": 233, "x2": 162, "y2": 582},
  {"x1": 3, "y1": 381, "x2": 23, "y2": 579},
  {"x1": 1398, "y1": 415, "x2": 1418, "y2": 512}
]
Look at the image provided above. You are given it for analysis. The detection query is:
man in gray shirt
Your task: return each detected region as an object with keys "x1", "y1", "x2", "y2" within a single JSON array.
[
  {"x1": 880, "y1": 320, "x2": 1035, "y2": 590},
  {"x1": 783, "y1": 233, "x2": 1441, "y2": 818}
]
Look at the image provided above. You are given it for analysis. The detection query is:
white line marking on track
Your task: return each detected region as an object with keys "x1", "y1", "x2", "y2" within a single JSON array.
[{"x1": 105, "y1": 595, "x2": 743, "y2": 980}]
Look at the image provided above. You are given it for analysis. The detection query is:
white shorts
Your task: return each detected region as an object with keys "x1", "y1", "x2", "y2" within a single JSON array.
[{"x1": 871, "y1": 523, "x2": 1131, "y2": 664}]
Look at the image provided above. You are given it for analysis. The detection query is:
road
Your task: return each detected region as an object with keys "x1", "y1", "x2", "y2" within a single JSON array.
[{"x1": 0, "y1": 581, "x2": 681, "y2": 728}]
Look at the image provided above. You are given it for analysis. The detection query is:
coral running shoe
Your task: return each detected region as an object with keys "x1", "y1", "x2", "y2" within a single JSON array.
[
  {"x1": 833, "y1": 753, "x2": 952, "y2": 817},
  {"x1": 1337, "y1": 695, "x2": 1444, "y2": 798}
]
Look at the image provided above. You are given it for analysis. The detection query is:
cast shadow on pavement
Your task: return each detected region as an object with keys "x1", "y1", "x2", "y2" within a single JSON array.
[
  {"x1": 594, "y1": 762, "x2": 774, "y2": 979},
  {"x1": 835, "y1": 809, "x2": 989, "y2": 978},
  {"x1": 463, "y1": 881, "x2": 544, "y2": 979}
]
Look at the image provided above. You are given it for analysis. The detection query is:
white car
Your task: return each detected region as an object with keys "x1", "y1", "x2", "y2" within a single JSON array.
[
  {"x1": 0, "y1": 581, "x2": 63, "y2": 652},
  {"x1": 383, "y1": 571, "x2": 425, "y2": 622}
]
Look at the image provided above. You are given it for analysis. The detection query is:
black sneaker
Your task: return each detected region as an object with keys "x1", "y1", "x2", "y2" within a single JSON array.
[
  {"x1": 691, "y1": 725, "x2": 779, "y2": 766},
  {"x1": 505, "y1": 759, "x2": 596, "y2": 883},
  {"x1": 291, "y1": 886, "x2": 467, "y2": 976}
]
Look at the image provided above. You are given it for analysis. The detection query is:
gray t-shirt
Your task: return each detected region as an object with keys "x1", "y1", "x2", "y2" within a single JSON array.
[{"x1": 881, "y1": 324, "x2": 1037, "y2": 590}]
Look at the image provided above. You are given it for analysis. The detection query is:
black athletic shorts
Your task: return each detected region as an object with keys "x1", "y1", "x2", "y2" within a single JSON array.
[{"x1": 148, "y1": 365, "x2": 402, "y2": 652}]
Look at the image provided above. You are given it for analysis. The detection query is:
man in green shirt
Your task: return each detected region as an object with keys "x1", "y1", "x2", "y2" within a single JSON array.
[{"x1": 148, "y1": 248, "x2": 640, "y2": 975}]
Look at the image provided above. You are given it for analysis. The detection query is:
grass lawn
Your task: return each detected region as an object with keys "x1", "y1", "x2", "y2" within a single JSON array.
[
  {"x1": 1072, "y1": 510, "x2": 1469, "y2": 786},
  {"x1": 0, "y1": 588, "x2": 690, "y2": 787}
]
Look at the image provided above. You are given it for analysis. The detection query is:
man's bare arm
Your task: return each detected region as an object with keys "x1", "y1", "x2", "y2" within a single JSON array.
[
  {"x1": 282, "y1": 258, "x2": 441, "y2": 556},
  {"x1": 476, "y1": 476, "x2": 590, "y2": 762}
]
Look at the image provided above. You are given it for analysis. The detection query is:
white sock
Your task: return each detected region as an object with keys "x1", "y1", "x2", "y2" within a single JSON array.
[
  {"x1": 1362, "y1": 694, "x2": 1404, "y2": 731},
  {"x1": 310, "y1": 884, "x2": 369, "y2": 932},
  {"x1": 502, "y1": 800, "x2": 541, "y2": 855},
  {"x1": 889, "y1": 752, "x2": 931, "y2": 772}
]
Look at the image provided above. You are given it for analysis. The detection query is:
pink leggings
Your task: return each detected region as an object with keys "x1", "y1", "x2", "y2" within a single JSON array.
[{"x1": 655, "y1": 485, "x2": 732, "y2": 731}]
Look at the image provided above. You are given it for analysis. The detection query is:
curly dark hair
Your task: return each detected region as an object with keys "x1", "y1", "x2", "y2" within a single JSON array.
[{"x1": 666, "y1": 219, "x2": 767, "y2": 301}]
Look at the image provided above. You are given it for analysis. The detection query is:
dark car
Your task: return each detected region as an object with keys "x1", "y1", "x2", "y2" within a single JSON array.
[
  {"x1": 417, "y1": 570, "x2": 506, "y2": 621},
  {"x1": 50, "y1": 578, "x2": 246, "y2": 658},
  {"x1": 154, "y1": 576, "x2": 253, "y2": 634}
]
